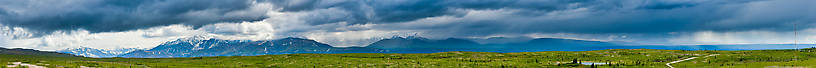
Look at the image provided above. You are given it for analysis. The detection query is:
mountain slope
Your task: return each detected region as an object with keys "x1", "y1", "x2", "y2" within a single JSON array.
[
  {"x1": 119, "y1": 37, "x2": 384, "y2": 58},
  {"x1": 496, "y1": 38, "x2": 617, "y2": 48},
  {"x1": 117, "y1": 36, "x2": 627, "y2": 57},
  {"x1": 367, "y1": 37, "x2": 623, "y2": 53},
  {"x1": 56, "y1": 47, "x2": 141, "y2": 58},
  {"x1": 367, "y1": 36, "x2": 481, "y2": 49},
  {"x1": 0, "y1": 47, "x2": 79, "y2": 57},
  {"x1": 22, "y1": 36, "x2": 816, "y2": 58}
]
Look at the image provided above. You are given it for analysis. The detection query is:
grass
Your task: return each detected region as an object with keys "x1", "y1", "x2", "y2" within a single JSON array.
[{"x1": 2, "y1": 48, "x2": 815, "y2": 68}]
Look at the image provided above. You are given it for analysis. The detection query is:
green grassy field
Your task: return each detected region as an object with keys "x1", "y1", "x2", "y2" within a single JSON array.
[{"x1": 2, "y1": 48, "x2": 815, "y2": 68}]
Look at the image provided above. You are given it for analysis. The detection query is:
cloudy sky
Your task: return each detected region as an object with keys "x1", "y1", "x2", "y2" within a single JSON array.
[{"x1": 0, "y1": 0, "x2": 814, "y2": 50}]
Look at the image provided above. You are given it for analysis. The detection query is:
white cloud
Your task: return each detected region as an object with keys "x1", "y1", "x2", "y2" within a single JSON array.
[
  {"x1": 197, "y1": 22, "x2": 283, "y2": 41},
  {"x1": 669, "y1": 28, "x2": 816, "y2": 45},
  {"x1": 0, "y1": 24, "x2": 203, "y2": 51},
  {"x1": 301, "y1": 29, "x2": 421, "y2": 47},
  {"x1": 0, "y1": 24, "x2": 36, "y2": 39}
]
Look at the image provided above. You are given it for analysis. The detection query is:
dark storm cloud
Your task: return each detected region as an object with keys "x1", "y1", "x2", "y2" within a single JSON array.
[
  {"x1": 2, "y1": 0, "x2": 813, "y2": 37},
  {"x1": 262, "y1": 0, "x2": 598, "y2": 25},
  {"x1": 262, "y1": 0, "x2": 813, "y2": 35},
  {"x1": 352, "y1": 0, "x2": 816, "y2": 37},
  {"x1": 0, "y1": 0, "x2": 266, "y2": 33}
]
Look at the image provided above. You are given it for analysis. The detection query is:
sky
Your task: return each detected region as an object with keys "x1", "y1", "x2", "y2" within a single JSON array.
[{"x1": 0, "y1": 0, "x2": 815, "y2": 51}]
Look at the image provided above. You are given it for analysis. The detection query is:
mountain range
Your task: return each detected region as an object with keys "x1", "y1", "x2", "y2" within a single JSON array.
[
  {"x1": 1, "y1": 47, "x2": 79, "y2": 57},
  {"x1": 55, "y1": 36, "x2": 816, "y2": 58},
  {"x1": 365, "y1": 36, "x2": 621, "y2": 53},
  {"x1": 117, "y1": 36, "x2": 384, "y2": 58},
  {"x1": 56, "y1": 47, "x2": 141, "y2": 58}
]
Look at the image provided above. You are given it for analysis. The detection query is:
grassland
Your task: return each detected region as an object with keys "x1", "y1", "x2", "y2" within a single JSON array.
[{"x1": 2, "y1": 48, "x2": 815, "y2": 68}]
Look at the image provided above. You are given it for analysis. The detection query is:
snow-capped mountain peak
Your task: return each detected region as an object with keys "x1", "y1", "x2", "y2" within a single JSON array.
[
  {"x1": 118, "y1": 37, "x2": 383, "y2": 58},
  {"x1": 56, "y1": 47, "x2": 142, "y2": 58}
]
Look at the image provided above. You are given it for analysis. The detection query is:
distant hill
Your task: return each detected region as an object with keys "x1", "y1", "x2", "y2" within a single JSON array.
[
  {"x1": 367, "y1": 36, "x2": 621, "y2": 53},
  {"x1": 367, "y1": 36, "x2": 481, "y2": 49},
  {"x1": 499, "y1": 38, "x2": 617, "y2": 48},
  {"x1": 0, "y1": 47, "x2": 79, "y2": 57},
  {"x1": 119, "y1": 37, "x2": 384, "y2": 58},
  {"x1": 57, "y1": 47, "x2": 141, "y2": 58}
]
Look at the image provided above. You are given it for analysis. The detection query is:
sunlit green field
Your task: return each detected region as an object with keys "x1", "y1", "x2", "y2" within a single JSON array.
[{"x1": 2, "y1": 48, "x2": 815, "y2": 68}]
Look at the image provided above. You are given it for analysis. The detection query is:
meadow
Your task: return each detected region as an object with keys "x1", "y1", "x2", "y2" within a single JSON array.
[{"x1": 2, "y1": 48, "x2": 815, "y2": 68}]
